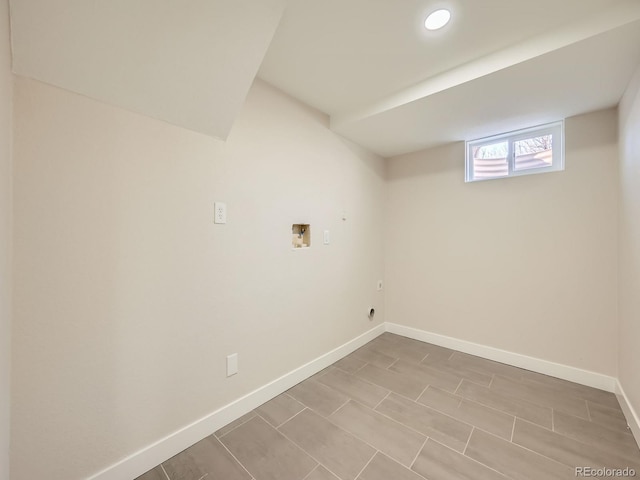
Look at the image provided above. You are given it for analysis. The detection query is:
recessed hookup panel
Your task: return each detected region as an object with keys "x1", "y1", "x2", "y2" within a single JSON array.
[{"x1": 292, "y1": 224, "x2": 310, "y2": 249}]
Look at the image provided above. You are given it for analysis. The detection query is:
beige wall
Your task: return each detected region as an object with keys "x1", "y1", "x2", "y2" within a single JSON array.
[
  {"x1": 618, "y1": 65, "x2": 640, "y2": 422},
  {"x1": 386, "y1": 109, "x2": 619, "y2": 375},
  {"x1": 11, "y1": 77, "x2": 386, "y2": 479},
  {"x1": 0, "y1": 0, "x2": 12, "y2": 478},
  {"x1": 7, "y1": 36, "x2": 634, "y2": 480}
]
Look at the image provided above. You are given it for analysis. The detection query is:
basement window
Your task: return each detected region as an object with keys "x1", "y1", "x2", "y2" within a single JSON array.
[{"x1": 465, "y1": 121, "x2": 564, "y2": 182}]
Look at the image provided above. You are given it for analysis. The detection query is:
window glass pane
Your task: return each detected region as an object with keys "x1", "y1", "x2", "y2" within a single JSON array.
[
  {"x1": 472, "y1": 141, "x2": 508, "y2": 179},
  {"x1": 514, "y1": 134, "x2": 553, "y2": 171},
  {"x1": 465, "y1": 121, "x2": 563, "y2": 183}
]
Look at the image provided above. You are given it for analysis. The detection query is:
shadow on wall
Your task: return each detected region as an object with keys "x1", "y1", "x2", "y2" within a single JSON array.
[{"x1": 386, "y1": 141, "x2": 465, "y2": 181}]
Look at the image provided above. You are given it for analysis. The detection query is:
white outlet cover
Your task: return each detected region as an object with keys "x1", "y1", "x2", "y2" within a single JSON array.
[
  {"x1": 214, "y1": 202, "x2": 227, "y2": 224},
  {"x1": 226, "y1": 353, "x2": 238, "y2": 377}
]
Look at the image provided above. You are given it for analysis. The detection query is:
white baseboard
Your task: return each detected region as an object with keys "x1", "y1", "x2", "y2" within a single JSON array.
[
  {"x1": 385, "y1": 323, "x2": 618, "y2": 393},
  {"x1": 615, "y1": 380, "x2": 640, "y2": 450},
  {"x1": 393, "y1": 322, "x2": 640, "y2": 447},
  {"x1": 89, "y1": 321, "x2": 631, "y2": 480},
  {"x1": 87, "y1": 323, "x2": 385, "y2": 480}
]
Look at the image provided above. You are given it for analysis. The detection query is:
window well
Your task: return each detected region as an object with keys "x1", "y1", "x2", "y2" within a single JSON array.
[{"x1": 466, "y1": 121, "x2": 564, "y2": 182}]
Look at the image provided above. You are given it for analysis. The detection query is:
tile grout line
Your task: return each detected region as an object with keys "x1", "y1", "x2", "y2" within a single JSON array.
[
  {"x1": 455, "y1": 376, "x2": 493, "y2": 391},
  {"x1": 255, "y1": 410, "x2": 285, "y2": 429},
  {"x1": 283, "y1": 391, "x2": 299, "y2": 403},
  {"x1": 510, "y1": 416, "x2": 516, "y2": 442},
  {"x1": 323, "y1": 407, "x2": 407, "y2": 457},
  {"x1": 353, "y1": 366, "x2": 430, "y2": 403},
  {"x1": 216, "y1": 433, "x2": 258, "y2": 480},
  {"x1": 353, "y1": 361, "x2": 369, "y2": 374},
  {"x1": 434, "y1": 366, "x2": 494, "y2": 389},
  {"x1": 459, "y1": 379, "x2": 509, "y2": 403},
  {"x1": 429, "y1": 436, "x2": 512, "y2": 480},
  {"x1": 585, "y1": 400, "x2": 592, "y2": 422},
  {"x1": 410, "y1": 386, "x2": 632, "y2": 470},
  {"x1": 256, "y1": 396, "x2": 305, "y2": 428},
  {"x1": 509, "y1": 374, "x2": 598, "y2": 409},
  {"x1": 489, "y1": 374, "x2": 586, "y2": 417},
  {"x1": 410, "y1": 437, "x2": 429, "y2": 469},
  {"x1": 301, "y1": 465, "x2": 320, "y2": 480},
  {"x1": 462, "y1": 381, "x2": 555, "y2": 424},
  {"x1": 277, "y1": 406, "x2": 309, "y2": 429},
  {"x1": 500, "y1": 426, "x2": 588, "y2": 472},
  {"x1": 197, "y1": 474, "x2": 209, "y2": 480},
  {"x1": 386, "y1": 358, "x2": 400, "y2": 370},
  {"x1": 369, "y1": 396, "x2": 448, "y2": 441},
  {"x1": 160, "y1": 464, "x2": 171, "y2": 480},
  {"x1": 403, "y1": 354, "x2": 635, "y2": 473},
  {"x1": 549, "y1": 410, "x2": 640, "y2": 458},
  {"x1": 462, "y1": 427, "x2": 474, "y2": 455},
  {"x1": 415, "y1": 384, "x2": 430, "y2": 402},
  {"x1": 419, "y1": 384, "x2": 518, "y2": 430},
  {"x1": 311, "y1": 367, "x2": 332, "y2": 381},
  {"x1": 453, "y1": 378, "x2": 464, "y2": 395},
  {"x1": 352, "y1": 450, "x2": 378, "y2": 480},
  {"x1": 335, "y1": 358, "x2": 565, "y2": 463},
  {"x1": 371, "y1": 450, "x2": 430, "y2": 480},
  {"x1": 304, "y1": 401, "x2": 434, "y2": 477},
  {"x1": 329, "y1": 398, "x2": 352, "y2": 417},
  {"x1": 373, "y1": 391, "x2": 392, "y2": 410},
  {"x1": 553, "y1": 404, "x2": 639, "y2": 439},
  {"x1": 512, "y1": 414, "x2": 640, "y2": 466},
  {"x1": 216, "y1": 412, "x2": 257, "y2": 439},
  {"x1": 332, "y1": 363, "x2": 351, "y2": 374},
  {"x1": 276, "y1": 414, "x2": 365, "y2": 480},
  {"x1": 344, "y1": 369, "x2": 395, "y2": 398},
  {"x1": 317, "y1": 373, "x2": 392, "y2": 409},
  {"x1": 406, "y1": 393, "x2": 475, "y2": 431}
]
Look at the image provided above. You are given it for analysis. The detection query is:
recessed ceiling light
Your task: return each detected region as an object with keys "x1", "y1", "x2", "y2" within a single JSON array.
[{"x1": 424, "y1": 9, "x2": 451, "y2": 30}]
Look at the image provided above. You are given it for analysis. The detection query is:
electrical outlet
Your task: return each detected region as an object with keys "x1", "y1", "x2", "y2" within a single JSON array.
[
  {"x1": 227, "y1": 353, "x2": 238, "y2": 377},
  {"x1": 377, "y1": 280, "x2": 383, "y2": 291},
  {"x1": 214, "y1": 202, "x2": 227, "y2": 224}
]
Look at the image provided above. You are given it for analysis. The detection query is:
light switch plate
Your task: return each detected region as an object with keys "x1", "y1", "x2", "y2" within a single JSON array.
[{"x1": 227, "y1": 353, "x2": 238, "y2": 377}]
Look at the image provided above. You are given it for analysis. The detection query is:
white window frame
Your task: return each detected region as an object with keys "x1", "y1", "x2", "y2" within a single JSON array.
[{"x1": 465, "y1": 121, "x2": 564, "y2": 183}]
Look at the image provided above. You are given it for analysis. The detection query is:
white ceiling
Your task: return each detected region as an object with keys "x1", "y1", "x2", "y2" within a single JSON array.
[
  {"x1": 9, "y1": 0, "x2": 285, "y2": 140},
  {"x1": 8, "y1": 0, "x2": 640, "y2": 157},
  {"x1": 260, "y1": 0, "x2": 640, "y2": 157}
]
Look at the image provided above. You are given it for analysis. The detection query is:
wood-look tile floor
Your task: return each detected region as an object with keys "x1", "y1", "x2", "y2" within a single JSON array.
[{"x1": 137, "y1": 333, "x2": 640, "y2": 480}]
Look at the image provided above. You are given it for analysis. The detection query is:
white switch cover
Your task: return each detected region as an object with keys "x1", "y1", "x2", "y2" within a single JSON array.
[
  {"x1": 226, "y1": 353, "x2": 238, "y2": 377},
  {"x1": 214, "y1": 202, "x2": 227, "y2": 224},
  {"x1": 323, "y1": 230, "x2": 330, "y2": 245}
]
